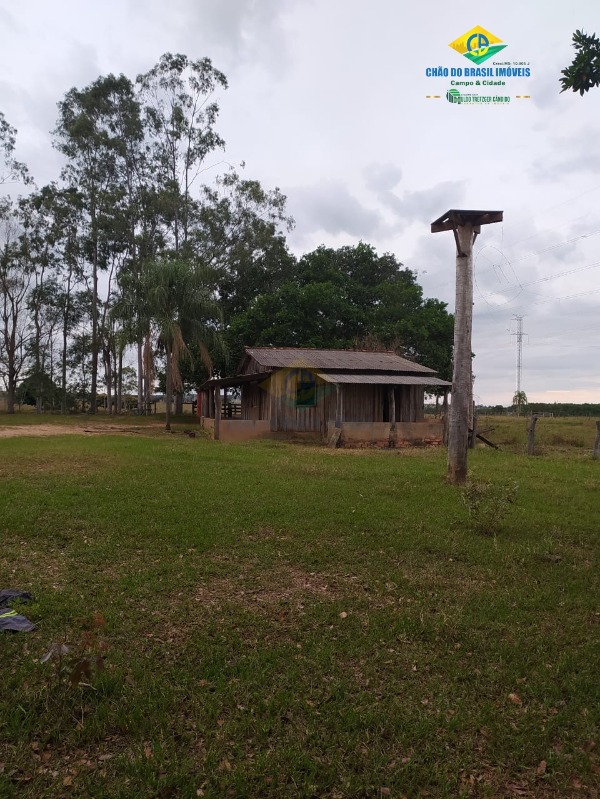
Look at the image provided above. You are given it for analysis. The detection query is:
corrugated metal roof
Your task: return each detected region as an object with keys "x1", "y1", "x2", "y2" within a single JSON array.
[
  {"x1": 316, "y1": 372, "x2": 451, "y2": 386},
  {"x1": 200, "y1": 370, "x2": 272, "y2": 389},
  {"x1": 245, "y1": 347, "x2": 435, "y2": 373}
]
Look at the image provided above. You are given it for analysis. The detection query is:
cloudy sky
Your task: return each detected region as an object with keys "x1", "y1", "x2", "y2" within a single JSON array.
[{"x1": 1, "y1": 0, "x2": 599, "y2": 404}]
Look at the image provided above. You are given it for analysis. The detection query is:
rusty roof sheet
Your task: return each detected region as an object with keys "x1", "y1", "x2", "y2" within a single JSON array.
[
  {"x1": 245, "y1": 347, "x2": 436, "y2": 373},
  {"x1": 316, "y1": 372, "x2": 451, "y2": 386},
  {"x1": 200, "y1": 370, "x2": 272, "y2": 389}
]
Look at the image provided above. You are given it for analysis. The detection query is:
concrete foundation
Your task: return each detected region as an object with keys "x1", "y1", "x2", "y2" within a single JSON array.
[
  {"x1": 327, "y1": 420, "x2": 444, "y2": 448},
  {"x1": 201, "y1": 416, "x2": 443, "y2": 447},
  {"x1": 212, "y1": 418, "x2": 272, "y2": 442}
]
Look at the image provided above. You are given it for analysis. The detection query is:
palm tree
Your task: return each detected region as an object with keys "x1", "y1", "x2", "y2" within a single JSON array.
[{"x1": 139, "y1": 258, "x2": 223, "y2": 431}]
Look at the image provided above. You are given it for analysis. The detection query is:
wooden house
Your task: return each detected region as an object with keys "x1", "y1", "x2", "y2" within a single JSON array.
[{"x1": 198, "y1": 347, "x2": 451, "y2": 446}]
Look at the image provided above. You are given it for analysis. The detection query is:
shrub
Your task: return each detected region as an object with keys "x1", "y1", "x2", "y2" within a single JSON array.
[{"x1": 460, "y1": 477, "x2": 518, "y2": 536}]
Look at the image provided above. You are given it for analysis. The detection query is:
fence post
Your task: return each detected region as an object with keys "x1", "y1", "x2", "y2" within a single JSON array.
[
  {"x1": 593, "y1": 421, "x2": 600, "y2": 460},
  {"x1": 214, "y1": 387, "x2": 221, "y2": 441},
  {"x1": 469, "y1": 401, "x2": 477, "y2": 449},
  {"x1": 527, "y1": 414, "x2": 539, "y2": 455}
]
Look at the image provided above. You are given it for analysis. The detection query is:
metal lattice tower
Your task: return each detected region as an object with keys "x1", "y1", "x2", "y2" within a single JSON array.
[{"x1": 511, "y1": 315, "x2": 526, "y2": 395}]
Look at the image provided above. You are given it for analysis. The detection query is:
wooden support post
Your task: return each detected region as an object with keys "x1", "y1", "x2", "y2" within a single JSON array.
[
  {"x1": 527, "y1": 414, "x2": 539, "y2": 455},
  {"x1": 329, "y1": 382, "x2": 343, "y2": 447},
  {"x1": 469, "y1": 401, "x2": 477, "y2": 449},
  {"x1": 442, "y1": 389, "x2": 449, "y2": 445},
  {"x1": 335, "y1": 384, "x2": 344, "y2": 428},
  {"x1": 431, "y1": 208, "x2": 502, "y2": 483},
  {"x1": 270, "y1": 376, "x2": 277, "y2": 432},
  {"x1": 593, "y1": 421, "x2": 600, "y2": 460},
  {"x1": 447, "y1": 223, "x2": 474, "y2": 483},
  {"x1": 388, "y1": 386, "x2": 397, "y2": 448},
  {"x1": 214, "y1": 386, "x2": 221, "y2": 441}
]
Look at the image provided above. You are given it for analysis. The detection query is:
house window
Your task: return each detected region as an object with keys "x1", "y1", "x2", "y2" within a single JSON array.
[{"x1": 296, "y1": 371, "x2": 317, "y2": 407}]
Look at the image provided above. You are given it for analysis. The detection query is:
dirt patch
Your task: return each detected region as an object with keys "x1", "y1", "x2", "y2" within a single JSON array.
[
  {"x1": 0, "y1": 424, "x2": 151, "y2": 438},
  {"x1": 192, "y1": 561, "x2": 341, "y2": 615}
]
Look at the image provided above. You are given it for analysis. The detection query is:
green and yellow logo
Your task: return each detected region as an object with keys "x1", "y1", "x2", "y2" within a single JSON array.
[{"x1": 449, "y1": 26, "x2": 507, "y2": 65}]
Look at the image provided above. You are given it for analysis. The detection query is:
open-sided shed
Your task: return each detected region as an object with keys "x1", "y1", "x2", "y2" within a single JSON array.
[{"x1": 199, "y1": 347, "x2": 451, "y2": 446}]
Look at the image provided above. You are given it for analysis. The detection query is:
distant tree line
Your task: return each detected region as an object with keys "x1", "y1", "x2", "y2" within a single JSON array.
[
  {"x1": 479, "y1": 403, "x2": 600, "y2": 417},
  {"x1": 0, "y1": 54, "x2": 453, "y2": 416}
]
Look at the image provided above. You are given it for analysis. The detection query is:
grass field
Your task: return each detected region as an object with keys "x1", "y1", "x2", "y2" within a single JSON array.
[{"x1": 0, "y1": 415, "x2": 598, "y2": 798}]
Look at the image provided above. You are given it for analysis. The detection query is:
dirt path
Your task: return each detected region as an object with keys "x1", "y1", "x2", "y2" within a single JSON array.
[{"x1": 0, "y1": 424, "x2": 153, "y2": 438}]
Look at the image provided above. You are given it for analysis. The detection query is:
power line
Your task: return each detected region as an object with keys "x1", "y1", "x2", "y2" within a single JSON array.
[{"x1": 476, "y1": 257, "x2": 600, "y2": 303}]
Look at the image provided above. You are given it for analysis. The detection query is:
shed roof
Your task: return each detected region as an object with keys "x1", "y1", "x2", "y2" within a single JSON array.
[
  {"x1": 244, "y1": 347, "x2": 435, "y2": 374},
  {"x1": 201, "y1": 370, "x2": 272, "y2": 389},
  {"x1": 316, "y1": 373, "x2": 451, "y2": 386}
]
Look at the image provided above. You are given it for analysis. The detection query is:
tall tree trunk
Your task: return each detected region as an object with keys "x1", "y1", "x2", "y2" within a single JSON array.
[
  {"x1": 165, "y1": 346, "x2": 172, "y2": 431},
  {"x1": 6, "y1": 323, "x2": 16, "y2": 414},
  {"x1": 137, "y1": 338, "x2": 143, "y2": 415},
  {"x1": 175, "y1": 391, "x2": 183, "y2": 415},
  {"x1": 6, "y1": 352, "x2": 15, "y2": 414},
  {"x1": 90, "y1": 246, "x2": 98, "y2": 414},
  {"x1": 104, "y1": 346, "x2": 112, "y2": 415},
  {"x1": 49, "y1": 333, "x2": 55, "y2": 410},
  {"x1": 61, "y1": 265, "x2": 73, "y2": 415},
  {"x1": 117, "y1": 347, "x2": 123, "y2": 414},
  {"x1": 34, "y1": 305, "x2": 42, "y2": 414},
  {"x1": 144, "y1": 334, "x2": 153, "y2": 410}
]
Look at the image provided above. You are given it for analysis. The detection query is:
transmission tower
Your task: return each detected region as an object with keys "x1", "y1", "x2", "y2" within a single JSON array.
[{"x1": 510, "y1": 315, "x2": 527, "y2": 397}]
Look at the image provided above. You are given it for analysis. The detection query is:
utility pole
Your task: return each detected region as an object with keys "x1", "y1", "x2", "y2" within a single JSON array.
[{"x1": 431, "y1": 209, "x2": 503, "y2": 484}]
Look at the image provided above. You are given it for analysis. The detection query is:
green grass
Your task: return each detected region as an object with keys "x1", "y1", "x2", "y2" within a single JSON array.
[
  {"x1": 477, "y1": 414, "x2": 599, "y2": 454},
  {"x1": 0, "y1": 421, "x2": 598, "y2": 798}
]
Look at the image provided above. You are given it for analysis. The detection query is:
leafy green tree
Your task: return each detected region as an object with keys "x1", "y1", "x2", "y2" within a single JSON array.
[
  {"x1": 0, "y1": 199, "x2": 33, "y2": 413},
  {"x1": 229, "y1": 243, "x2": 453, "y2": 377},
  {"x1": 137, "y1": 53, "x2": 228, "y2": 253},
  {"x1": 16, "y1": 371, "x2": 64, "y2": 410},
  {"x1": 0, "y1": 112, "x2": 30, "y2": 185},
  {"x1": 67, "y1": 330, "x2": 93, "y2": 410},
  {"x1": 54, "y1": 73, "x2": 143, "y2": 413},
  {"x1": 20, "y1": 188, "x2": 68, "y2": 413},
  {"x1": 157, "y1": 169, "x2": 294, "y2": 398},
  {"x1": 195, "y1": 170, "x2": 294, "y2": 315},
  {"x1": 512, "y1": 390, "x2": 528, "y2": 416},
  {"x1": 560, "y1": 30, "x2": 600, "y2": 94}
]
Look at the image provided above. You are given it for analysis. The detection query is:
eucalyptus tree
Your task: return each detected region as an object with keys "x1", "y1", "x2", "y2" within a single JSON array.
[
  {"x1": 20, "y1": 185, "x2": 87, "y2": 413},
  {"x1": 138, "y1": 258, "x2": 223, "y2": 431},
  {"x1": 53, "y1": 74, "x2": 143, "y2": 413},
  {"x1": 0, "y1": 199, "x2": 32, "y2": 413},
  {"x1": 51, "y1": 188, "x2": 88, "y2": 413},
  {"x1": 136, "y1": 53, "x2": 228, "y2": 253},
  {"x1": 195, "y1": 170, "x2": 294, "y2": 310},
  {"x1": 135, "y1": 53, "x2": 228, "y2": 412},
  {"x1": 0, "y1": 112, "x2": 30, "y2": 186},
  {"x1": 19, "y1": 187, "x2": 66, "y2": 412}
]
